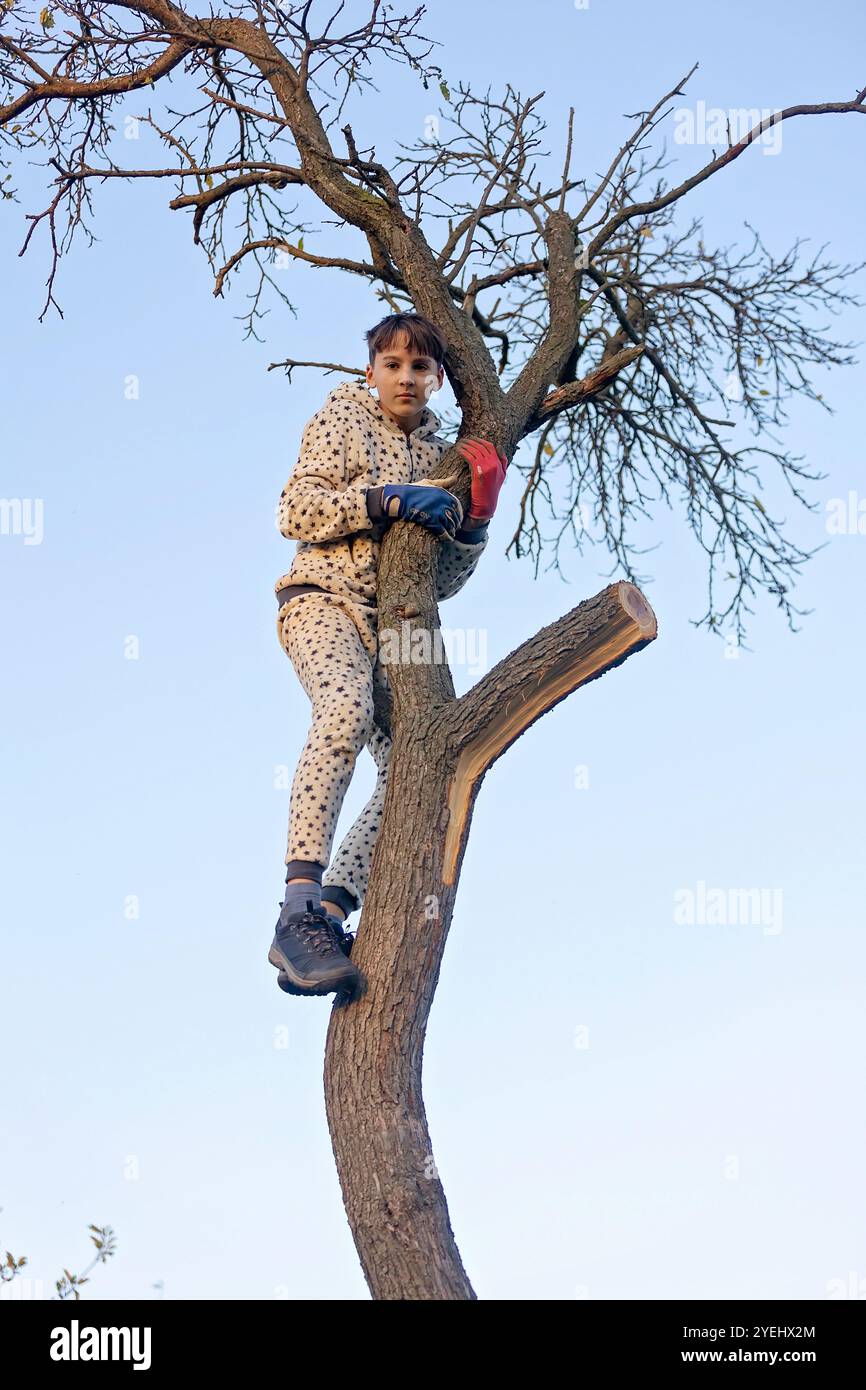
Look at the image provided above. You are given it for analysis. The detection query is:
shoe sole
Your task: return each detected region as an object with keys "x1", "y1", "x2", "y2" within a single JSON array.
[
  {"x1": 268, "y1": 945, "x2": 359, "y2": 998},
  {"x1": 275, "y1": 969, "x2": 355, "y2": 1002}
]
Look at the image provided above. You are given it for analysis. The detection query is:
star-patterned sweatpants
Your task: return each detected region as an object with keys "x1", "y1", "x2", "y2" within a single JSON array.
[{"x1": 277, "y1": 590, "x2": 392, "y2": 919}]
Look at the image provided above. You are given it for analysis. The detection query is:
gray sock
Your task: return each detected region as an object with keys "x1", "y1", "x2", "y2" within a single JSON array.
[{"x1": 282, "y1": 879, "x2": 322, "y2": 918}]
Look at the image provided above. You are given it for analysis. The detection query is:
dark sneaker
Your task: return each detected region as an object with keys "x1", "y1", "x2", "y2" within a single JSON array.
[
  {"x1": 275, "y1": 913, "x2": 356, "y2": 993},
  {"x1": 268, "y1": 898, "x2": 361, "y2": 998}
]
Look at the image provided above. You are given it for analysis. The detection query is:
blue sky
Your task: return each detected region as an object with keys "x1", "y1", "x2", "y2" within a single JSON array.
[{"x1": 1, "y1": 0, "x2": 864, "y2": 1301}]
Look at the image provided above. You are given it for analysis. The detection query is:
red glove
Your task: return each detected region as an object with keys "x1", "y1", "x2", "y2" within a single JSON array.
[{"x1": 455, "y1": 438, "x2": 509, "y2": 522}]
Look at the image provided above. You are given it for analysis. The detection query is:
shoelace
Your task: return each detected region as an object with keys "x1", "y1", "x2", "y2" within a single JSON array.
[{"x1": 278, "y1": 902, "x2": 351, "y2": 958}]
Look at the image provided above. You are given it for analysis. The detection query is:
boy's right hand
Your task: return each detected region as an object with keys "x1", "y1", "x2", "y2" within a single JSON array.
[{"x1": 371, "y1": 483, "x2": 463, "y2": 539}]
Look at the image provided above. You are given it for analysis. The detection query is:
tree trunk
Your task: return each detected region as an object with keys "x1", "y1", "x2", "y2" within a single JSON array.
[{"x1": 323, "y1": 488, "x2": 658, "y2": 1299}]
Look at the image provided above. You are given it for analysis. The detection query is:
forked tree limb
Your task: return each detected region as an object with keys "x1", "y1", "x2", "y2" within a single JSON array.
[
  {"x1": 442, "y1": 582, "x2": 657, "y2": 885},
  {"x1": 324, "y1": 568, "x2": 657, "y2": 1300}
]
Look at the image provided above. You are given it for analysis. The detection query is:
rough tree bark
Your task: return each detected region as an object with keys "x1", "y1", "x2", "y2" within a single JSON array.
[{"x1": 325, "y1": 559, "x2": 656, "y2": 1300}]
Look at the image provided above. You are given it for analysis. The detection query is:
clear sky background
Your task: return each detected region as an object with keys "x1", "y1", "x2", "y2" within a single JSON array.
[{"x1": 1, "y1": 0, "x2": 864, "y2": 1301}]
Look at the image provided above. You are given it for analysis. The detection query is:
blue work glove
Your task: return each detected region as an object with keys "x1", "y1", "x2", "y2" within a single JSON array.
[{"x1": 366, "y1": 483, "x2": 462, "y2": 539}]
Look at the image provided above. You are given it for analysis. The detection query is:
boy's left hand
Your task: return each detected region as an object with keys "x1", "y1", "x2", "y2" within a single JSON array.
[{"x1": 455, "y1": 438, "x2": 509, "y2": 522}]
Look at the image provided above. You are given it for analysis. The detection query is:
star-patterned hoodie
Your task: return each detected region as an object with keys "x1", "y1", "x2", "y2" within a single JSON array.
[{"x1": 274, "y1": 380, "x2": 490, "y2": 608}]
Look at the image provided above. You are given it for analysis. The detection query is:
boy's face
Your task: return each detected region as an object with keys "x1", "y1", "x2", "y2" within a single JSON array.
[{"x1": 365, "y1": 334, "x2": 444, "y2": 434}]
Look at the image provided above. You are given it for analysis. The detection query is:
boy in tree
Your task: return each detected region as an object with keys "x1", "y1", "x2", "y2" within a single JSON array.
[{"x1": 269, "y1": 312, "x2": 508, "y2": 999}]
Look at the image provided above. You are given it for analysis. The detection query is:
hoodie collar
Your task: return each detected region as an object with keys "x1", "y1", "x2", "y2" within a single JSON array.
[{"x1": 326, "y1": 379, "x2": 442, "y2": 441}]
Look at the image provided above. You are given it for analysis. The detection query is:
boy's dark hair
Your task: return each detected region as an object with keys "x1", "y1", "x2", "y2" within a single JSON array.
[{"x1": 365, "y1": 312, "x2": 447, "y2": 369}]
